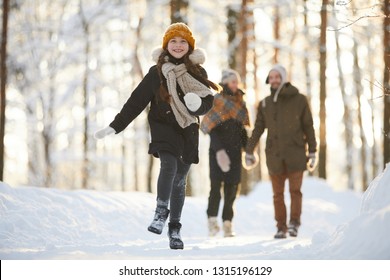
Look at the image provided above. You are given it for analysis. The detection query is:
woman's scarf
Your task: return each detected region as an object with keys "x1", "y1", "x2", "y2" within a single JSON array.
[{"x1": 201, "y1": 90, "x2": 250, "y2": 134}]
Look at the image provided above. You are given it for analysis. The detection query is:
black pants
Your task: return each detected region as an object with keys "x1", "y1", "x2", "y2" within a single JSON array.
[
  {"x1": 157, "y1": 151, "x2": 191, "y2": 223},
  {"x1": 207, "y1": 180, "x2": 238, "y2": 221}
]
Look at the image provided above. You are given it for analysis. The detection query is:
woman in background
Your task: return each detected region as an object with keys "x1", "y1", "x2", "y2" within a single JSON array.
[{"x1": 201, "y1": 69, "x2": 250, "y2": 237}]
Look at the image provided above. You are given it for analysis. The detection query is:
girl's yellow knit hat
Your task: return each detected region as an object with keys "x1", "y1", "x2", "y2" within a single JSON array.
[{"x1": 162, "y1": 22, "x2": 195, "y2": 50}]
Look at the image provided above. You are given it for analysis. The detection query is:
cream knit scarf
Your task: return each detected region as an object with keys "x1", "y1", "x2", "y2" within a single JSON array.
[{"x1": 162, "y1": 62, "x2": 213, "y2": 128}]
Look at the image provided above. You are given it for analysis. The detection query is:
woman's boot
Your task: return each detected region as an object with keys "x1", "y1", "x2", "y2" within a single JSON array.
[
  {"x1": 208, "y1": 217, "x2": 220, "y2": 237},
  {"x1": 148, "y1": 207, "x2": 170, "y2": 234},
  {"x1": 168, "y1": 222, "x2": 184, "y2": 250},
  {"x1": 223, "y1": 220, "x2": 235, "y2": 237}
]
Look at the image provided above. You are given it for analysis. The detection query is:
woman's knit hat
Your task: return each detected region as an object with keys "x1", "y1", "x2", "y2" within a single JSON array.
[
  {"x1": 221, "y1": 69, "x2": 241, "y2": 85},
  {"x1": 162, "y1": 22, "x2": 195, "y2": 50}
]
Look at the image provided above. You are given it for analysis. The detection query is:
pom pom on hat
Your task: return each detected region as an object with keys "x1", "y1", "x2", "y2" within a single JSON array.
[{"x1": 162, "y1": 22, "x2": 195, "y2": 50}]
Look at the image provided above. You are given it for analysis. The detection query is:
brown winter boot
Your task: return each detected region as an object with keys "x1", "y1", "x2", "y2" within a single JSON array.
[
  {"x1": 274, "y1": 229, "x2": 287, "y2": 239},
  {"x1": 288, "y1": 221, "x2": 300, "y2": 237}
]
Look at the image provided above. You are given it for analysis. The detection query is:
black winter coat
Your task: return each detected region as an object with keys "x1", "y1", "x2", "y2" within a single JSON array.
[
  {"x1": 109, "y1": 63, "x2": 214, "y2": 164},
  {"x1": 209, "y1": 88, "x2": 248, "y2": 185}
]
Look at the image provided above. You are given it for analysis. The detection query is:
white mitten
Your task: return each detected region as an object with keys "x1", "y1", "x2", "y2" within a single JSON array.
[
  {"x1": 243, "y1": 152, "x2": 259, "y2": 170},
  {"x1": 307, "y1": 152, "x2": 317, "y2": 171},
  {"x1": 184, "y1": 92, "x2": 202, "y2": 112},
  {"x1": 94, "y1": 126, "x2": 115, "y2": 139},
  {"x1": 216, "y1": 149, "x2": 231, "y2": 172}
]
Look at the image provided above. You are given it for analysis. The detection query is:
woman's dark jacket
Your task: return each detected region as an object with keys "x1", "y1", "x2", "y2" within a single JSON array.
[
  {"x1": 209, "y1": 87, "x2": 248, "y2": 185},
  {"x1": 109, "y1": 59, "x2": 214, "y2": 164}
]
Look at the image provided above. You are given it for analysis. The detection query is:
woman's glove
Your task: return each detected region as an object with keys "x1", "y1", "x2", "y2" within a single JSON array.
[
  {"x1": 307, "y1": 152, "x2": 317, "y2": 171},
  {"x1": 94, "y1": 126, "x2": 115, "y2": 139},
  {"x1": 184, "y1": 92, "x2": 202, "y2": 112},
  {"x1": 243, "y1": 152, "x2": 259, "y2": 170},
  {"x1": 216, "y1": 149, "x2": 231, "y2": 172}
]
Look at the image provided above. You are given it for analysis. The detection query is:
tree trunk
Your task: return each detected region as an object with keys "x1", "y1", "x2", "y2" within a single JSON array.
[
  {"x1": 366, "y1": 24, "x2": 379, "y2": 178},
  {"x1": 348, "y1": 2, "x2": 368, "y2": 191},
  {"x1": 26, "y1": 106, "x2": 41, "y2": 186},
  {"x1": 237, "y1": 0, "x2": 251, "y2": 195},
  {"x1": 226, "y1": 5, "x2": 240, "y2": 70},
  {"x1": 369, "y1": 75, "x2": 379, "y2": 177},
  {"x1": 334, "y1": 22, "x2": 354, "y2": 190},
  {"x1": 80, "y1": 1, "x2": 91, "y2": 189},
  {"x1": 170, "y1": 0, "x2": 188, "y2": 24},
  {"x1": 318, "y1": 0, "x2": 328, "y2": 179},
  {"x1": 40, "y1": 43, "x2": 57, "y2": 187},
  {"x1": 127, "y1": 17, "x2": 144, "y2": 192},
  {"x1": 273, "y1": 3, "x2": 280, "y2": 64},
  {"x1": 238, "y1": 0, "x2": 248, "y2": 88},
  {"x1": 39, "y1": 2, "x2": 66, "y2": 188},
  {"x1": 0, "y1": 0, "x2": 9, "y2": 181},
  {"x1": 288, "y1": 10, "x2": 297, "y2": 81},
  {"x1": 383, "y1": 0, "x2": 390, "y2": 166},
  {"x1": 303, "y1": 0, "x2": 312, "y2": 105},
  {"x1": 353, "y1": 51, "x2": 368, "y2": 190},
  {"x1": 251, "y1": 7, "x2": 262, "y2": 181},
  {"x1": 42, "y1": 95, "x2": 54, "y2": 188},
  {"x1": 132, "y1": 18, "x2": 155, "y2": 193},
  {"x1": 226, "y1": 3, "x2": 254, "y2": 193},
  {"x1": 82, "y1": 23, "x2": 90, "y2": 189}
]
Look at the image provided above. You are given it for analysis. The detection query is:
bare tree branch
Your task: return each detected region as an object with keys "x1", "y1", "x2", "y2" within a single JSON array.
[
  {"x1": 335, "y1": 0, "x2": 352, "y2": 6},
  {"x1": 327, "y1": 14, "x2": 385, "y2": 31}
]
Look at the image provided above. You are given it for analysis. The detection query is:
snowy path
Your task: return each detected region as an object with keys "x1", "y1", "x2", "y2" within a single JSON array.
[
  {"x1": 48, "y1": 235, "x2": 313, "y2": 260},
  {"x1": 1, "y1": 172, "x2": 389, "y2": 259}
]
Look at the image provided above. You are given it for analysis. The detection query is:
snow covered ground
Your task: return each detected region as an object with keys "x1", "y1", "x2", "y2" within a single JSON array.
[{"x1": 1, "y1": 166, "x2": 390, "y2": 260}]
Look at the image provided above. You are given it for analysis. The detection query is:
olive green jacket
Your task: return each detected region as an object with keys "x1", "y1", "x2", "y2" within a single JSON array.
[{"x1": 247, "y1": 83, "x2": 317, "y2": 175}]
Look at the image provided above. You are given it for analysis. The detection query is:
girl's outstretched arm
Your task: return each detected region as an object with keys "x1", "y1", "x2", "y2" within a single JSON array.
[{"x1": 109, "y1": 67, "x2": 158, "y2": 134}]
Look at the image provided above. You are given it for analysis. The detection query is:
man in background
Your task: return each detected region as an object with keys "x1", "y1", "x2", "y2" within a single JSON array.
[{"x1": 245, "y1": 65, "x2": 317, "y2": 239}]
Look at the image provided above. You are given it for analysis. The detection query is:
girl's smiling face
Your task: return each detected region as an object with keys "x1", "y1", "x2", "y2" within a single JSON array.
[{"x1": 167, "y1": 36, "x2": 189, "y2": 59}]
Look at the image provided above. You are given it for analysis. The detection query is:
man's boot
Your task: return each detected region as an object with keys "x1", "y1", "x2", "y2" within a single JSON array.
[{"x1": 274, "y1": 229, "x2": 287, "y2": 239}]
